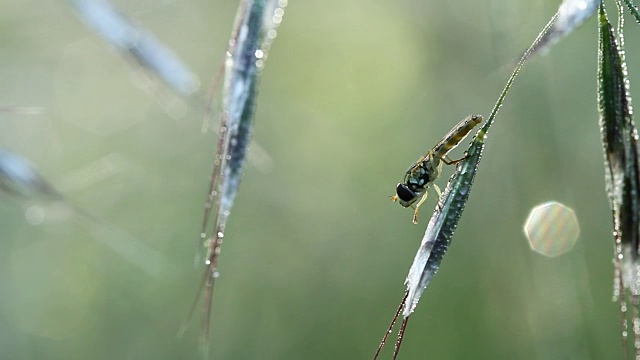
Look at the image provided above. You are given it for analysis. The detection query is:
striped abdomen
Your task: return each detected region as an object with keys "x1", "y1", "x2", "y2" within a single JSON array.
[{"x1": 431, "y1": 114, "x2": 483, "y2": 160}]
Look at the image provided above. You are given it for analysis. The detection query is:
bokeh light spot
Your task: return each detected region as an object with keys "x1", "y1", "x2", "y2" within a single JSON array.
[
  {"x1": 524, "y1": 201, "x2": 580, "y2": 257},
  {"x1": 24, "y1": 205, "x2": 45, "y2": 225}
]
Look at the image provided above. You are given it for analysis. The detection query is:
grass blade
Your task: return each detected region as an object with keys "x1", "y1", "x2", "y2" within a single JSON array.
[
  {"x1": 190, "y1": 0, "x2": 287, "y2": 356},
  {"x1": 597, "y1": 3, "x2": 640, "y2": 357},
  {"x1": 0, "y1": 148, "x2": 64, "y2": 202},
  {"x1": 622, "y1": 0, "x2": 640, "y2": 25},
  {"x1": 73, "y1": 0, "x2": 199, "y2": 96},
  {"x1": 403, "y1": 132, "x2": 484, "y2": 315},
  {"x1": 373, "y1": 291, "x2": 408, "y2": 360},
  {"x1": 598, "y1": 2, "x2": 639, "y2": 293}
]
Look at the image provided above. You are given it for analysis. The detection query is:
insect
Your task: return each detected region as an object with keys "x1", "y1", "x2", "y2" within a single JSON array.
[{"x1": 392, "y1": 114, "x2": 483, "y2": 224}]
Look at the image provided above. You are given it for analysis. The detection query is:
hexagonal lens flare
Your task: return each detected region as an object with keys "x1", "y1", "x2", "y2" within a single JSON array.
[{"x1": 524, "y1": 201, "x2": 580, "y2": 257}]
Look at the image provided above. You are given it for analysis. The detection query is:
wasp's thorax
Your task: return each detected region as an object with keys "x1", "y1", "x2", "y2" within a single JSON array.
[{"x1": 396, "y1": 152, "x2": 440, "y2": 199}]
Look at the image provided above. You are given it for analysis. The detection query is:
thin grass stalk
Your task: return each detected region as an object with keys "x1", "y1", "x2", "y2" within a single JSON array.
[{"x1": 373, "y1": 291, "x2": 408, "y2": 360}]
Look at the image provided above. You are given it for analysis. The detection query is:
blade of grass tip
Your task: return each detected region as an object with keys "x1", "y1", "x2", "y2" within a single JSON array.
[
  {"x1": 519, "y1": 0, "x2": 598, "y2": 63},
  {"x1": 373, "y1": 290, "x2": 408, "y2": 360},
  {"x1": 622, "y1": 0, "x2": 640, "y2": 25}
]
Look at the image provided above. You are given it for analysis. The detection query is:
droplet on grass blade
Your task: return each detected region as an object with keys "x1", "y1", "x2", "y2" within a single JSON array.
[{"x1": 524, "y1": 201, "x2": 580, "y2": 257}]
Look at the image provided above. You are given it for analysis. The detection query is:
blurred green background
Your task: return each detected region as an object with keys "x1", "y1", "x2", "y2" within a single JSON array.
[{"x1": 0, "y1": 0, "x2": 633, "y2": 359}]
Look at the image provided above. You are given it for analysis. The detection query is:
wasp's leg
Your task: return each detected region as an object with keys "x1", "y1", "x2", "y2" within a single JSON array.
[
  {"x1": 411, "y1": 190, "x2": 429, "y2": 224},
  {"x1": 433, "y1": 183, "x2": 442, "y2": 199},
  {"x1": 432, "y1": 183, "x2": 444, "y2": 211},
  {"x1": 442, "y1": 154, "x2": 468, "y2": 165},
  {"x1": 427, "y1": 150, "x2": 440, "y2": 170}
]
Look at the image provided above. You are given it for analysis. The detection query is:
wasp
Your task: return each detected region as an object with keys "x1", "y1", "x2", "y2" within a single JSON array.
[{"x1": 392, "y1": 114, "x2": 483, "y2": 224}]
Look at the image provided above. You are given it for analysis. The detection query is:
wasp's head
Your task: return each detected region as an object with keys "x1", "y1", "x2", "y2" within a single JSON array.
[{"x1": 392, "y1": 183, "x2": 418, "y2": 207}]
